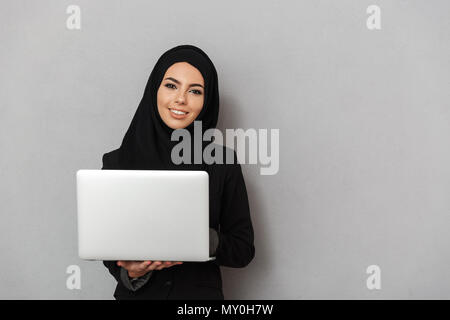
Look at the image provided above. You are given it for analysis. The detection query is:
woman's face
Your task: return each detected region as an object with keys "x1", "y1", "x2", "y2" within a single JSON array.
[{"x1": 157, "y1": 62, "x2": 205, "y2": 129}]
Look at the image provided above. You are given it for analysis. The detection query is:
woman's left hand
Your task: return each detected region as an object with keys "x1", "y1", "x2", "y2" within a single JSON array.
[{"x1": 117, "y1": 260, "x2": 183, "y2": 278}]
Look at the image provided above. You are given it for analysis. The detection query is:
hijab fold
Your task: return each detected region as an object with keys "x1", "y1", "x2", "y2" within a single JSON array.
[{"x1": 117, "y1": 45, "x2": 220, "y2": 171}]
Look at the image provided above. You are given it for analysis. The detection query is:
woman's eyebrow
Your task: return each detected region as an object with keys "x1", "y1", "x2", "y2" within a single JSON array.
[{"x1": 164, "y1": 77, "x2": 204, "y2": 89}]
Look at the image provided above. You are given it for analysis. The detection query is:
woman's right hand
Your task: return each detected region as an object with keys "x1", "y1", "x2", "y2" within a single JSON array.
[{"x1": 117, "y1": 260, "x2": 183, "y2": 278}]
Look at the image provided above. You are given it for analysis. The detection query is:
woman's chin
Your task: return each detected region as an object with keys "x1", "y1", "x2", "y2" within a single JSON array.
[{"x1": 165, "y1": 119, "x2": 193, "y2": 130}]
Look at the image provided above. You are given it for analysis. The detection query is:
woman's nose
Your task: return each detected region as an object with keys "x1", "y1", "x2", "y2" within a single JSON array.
[{"x1": 175, "y1": 91, "x2": 186, "y2": 104}]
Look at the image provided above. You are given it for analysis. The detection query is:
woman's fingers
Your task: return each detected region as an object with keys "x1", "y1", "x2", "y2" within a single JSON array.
[
  {"x1": 147, "y1": 261, "x2": 162, "y2": 271},
  {"x1": 118, "y1": 261, "x2": 153, "y2": 272},
  {"x1": 120, "y1": 260, "x2": 183, "y2": 272},
  {"x1": 145, "y1": 261, "x2": 182, "y2": 271},
  {"x1": 138, "y1": 261, "x2": 151, "y2": 270},
  {"x1": 160, "y1": 261, "x2": 174, "y2": 269},
  {"x1": 144, "y1": 263, "x2": 153, "y2": 272},
  {"x1": 144, "y1": 261, "x2": 155, "y2": 271},
  {"x1": 155, "y1": 262, "x2": 168, "y2": 270},
  {"x1": 158, "y1": 261, "x2": 183, "y2": 270},
  {"x1": 117, "y1": 261, "x2": 129, "y2": 268}
]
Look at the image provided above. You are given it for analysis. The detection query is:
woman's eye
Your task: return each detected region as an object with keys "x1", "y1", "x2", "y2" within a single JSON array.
[{"x1": 165, "y1": 83, "x2": 201, "y2": 95}]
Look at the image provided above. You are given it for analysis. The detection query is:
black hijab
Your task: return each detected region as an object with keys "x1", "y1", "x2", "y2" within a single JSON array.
[{"x1": 117, "y1": 45, "x2": 219, "y2": 171}]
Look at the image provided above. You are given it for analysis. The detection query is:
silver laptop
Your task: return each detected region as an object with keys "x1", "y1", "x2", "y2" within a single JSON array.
[{"x1": 76, "y1": 169, "x2": 212, "y2": 262}]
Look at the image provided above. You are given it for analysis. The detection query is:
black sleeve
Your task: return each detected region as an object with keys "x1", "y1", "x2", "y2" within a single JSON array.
[
  {"x1": 120, "y1": 267, "x2": 153, "y2": 291},
  {"x1": 214, "y1": 153, "x2": 255, "y2": 268},
  {"x1": 209, "y1": 228, "x2": 219, "y2": 256},
  {"x1": 100, "y1": 152, "x2": 122, "y2": 283}
]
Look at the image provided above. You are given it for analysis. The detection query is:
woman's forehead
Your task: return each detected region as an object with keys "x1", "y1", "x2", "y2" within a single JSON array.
[{"x1": 163, "y1": 62, "x2": 204, "y2": 84}]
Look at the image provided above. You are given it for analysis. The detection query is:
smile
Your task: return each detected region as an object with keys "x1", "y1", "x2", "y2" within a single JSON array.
[{"x1": 169, "y1": 108, "x2": 189, "y2": 119}]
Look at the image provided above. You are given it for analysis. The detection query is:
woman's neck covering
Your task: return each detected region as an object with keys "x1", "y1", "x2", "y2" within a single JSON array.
[{"x1": 117, "y1": 44, "x2": 219, "y2": 170}]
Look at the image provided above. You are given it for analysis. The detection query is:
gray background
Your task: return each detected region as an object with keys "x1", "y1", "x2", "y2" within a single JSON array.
[{"x1": 0, "y1": 0, "x2": 449, "y2": 299}]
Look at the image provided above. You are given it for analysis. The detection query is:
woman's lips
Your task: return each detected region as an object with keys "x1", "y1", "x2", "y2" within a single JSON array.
[{"x1": 169, "y1": 108, "x2": 189, "y2": 119}]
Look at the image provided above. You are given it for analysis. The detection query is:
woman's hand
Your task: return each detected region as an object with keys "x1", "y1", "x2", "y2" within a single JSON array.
[{"x1": 117, "y1": 260, "x2": 183, "y2": 278}]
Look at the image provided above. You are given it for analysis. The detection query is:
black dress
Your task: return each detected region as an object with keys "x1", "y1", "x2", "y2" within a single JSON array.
[{"x1": 101, "y1": 146, "x2": 255, "y2": 300}]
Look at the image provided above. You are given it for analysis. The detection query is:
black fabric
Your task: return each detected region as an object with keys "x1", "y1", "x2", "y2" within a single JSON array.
[{"x1": 101, "y1": 45, "x2": 255, "y2": 300}]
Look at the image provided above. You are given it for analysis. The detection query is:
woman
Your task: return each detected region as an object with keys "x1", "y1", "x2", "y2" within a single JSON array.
[{"x1": 101, "y1": 44, "x2": 255, "y2": 300}]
